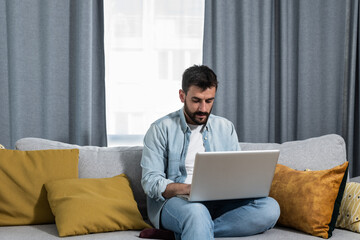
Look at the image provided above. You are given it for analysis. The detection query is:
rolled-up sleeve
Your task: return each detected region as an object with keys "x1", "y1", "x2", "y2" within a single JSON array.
[{"x1": 141, "y1": 124, "x2": 174, "y2": 201}]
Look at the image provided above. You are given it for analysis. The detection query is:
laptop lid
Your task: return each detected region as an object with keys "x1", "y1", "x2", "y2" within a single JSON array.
[{"x1": 187, "y1": 150, "x2": 280, "y2": 202}]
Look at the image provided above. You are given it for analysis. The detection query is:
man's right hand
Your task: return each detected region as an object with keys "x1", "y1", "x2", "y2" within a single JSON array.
[{"x1": 162, "y1": 183, "x2": 191, "y2": 199}]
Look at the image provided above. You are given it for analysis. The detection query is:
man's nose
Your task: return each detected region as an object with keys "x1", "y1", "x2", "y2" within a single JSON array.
[{"x1": 198, "y1": 101, "x2": 206, "y2": 112}]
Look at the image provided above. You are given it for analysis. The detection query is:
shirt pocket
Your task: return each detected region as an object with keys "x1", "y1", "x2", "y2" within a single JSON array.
[{"x1": 167, "y1": 152, "x2": 181, "y2": 180}]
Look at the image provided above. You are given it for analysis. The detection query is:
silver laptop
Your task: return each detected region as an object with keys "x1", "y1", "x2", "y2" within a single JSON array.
[{"x1": 178, "y1": 150, "x2": 280, "y2": 202}]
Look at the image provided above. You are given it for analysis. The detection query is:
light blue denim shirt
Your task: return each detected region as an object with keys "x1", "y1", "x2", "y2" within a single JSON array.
[{"x1": 141, "y1": 108, "x2": 241, "y2": 228}]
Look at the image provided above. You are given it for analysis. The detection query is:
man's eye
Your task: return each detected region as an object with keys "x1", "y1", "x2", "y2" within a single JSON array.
[{"x1": 206, "y1": 100, "x2": 213, "y2": 103}]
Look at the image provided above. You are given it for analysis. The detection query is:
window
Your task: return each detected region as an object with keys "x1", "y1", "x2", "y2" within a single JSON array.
[{"x1": 104, "y1": 0, "x2": 205, "y2": 146}]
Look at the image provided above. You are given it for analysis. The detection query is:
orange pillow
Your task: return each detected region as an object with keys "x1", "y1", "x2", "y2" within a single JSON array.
[{"x1": 269, "y1": 162, "x2": 348, "y2": 239}]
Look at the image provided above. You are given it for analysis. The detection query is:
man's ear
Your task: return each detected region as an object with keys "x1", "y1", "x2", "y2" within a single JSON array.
[{"x1": 179, "y1": 89, "x2": 186, "y2": 103}]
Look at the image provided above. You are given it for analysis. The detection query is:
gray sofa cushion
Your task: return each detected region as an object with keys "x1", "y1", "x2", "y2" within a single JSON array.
[
  {"x1": 0, "y1": 224, "x2": 357, "y2": 240},
  {"x1": 240, "y1": 134, "x2": 346, "y2": 171},
  {"x1": 15, "y1": 138, "x2": 147, "y2": 218}
]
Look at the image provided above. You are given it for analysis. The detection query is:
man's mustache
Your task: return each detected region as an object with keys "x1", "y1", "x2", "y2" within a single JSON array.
[{"x1": 195, "y1": 112, "x2": 209, "y2": 116}]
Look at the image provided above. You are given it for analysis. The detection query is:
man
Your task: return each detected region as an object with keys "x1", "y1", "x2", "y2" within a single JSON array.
[{"x1": 141, "y1": 65, "x2": 280, "y2": 240}]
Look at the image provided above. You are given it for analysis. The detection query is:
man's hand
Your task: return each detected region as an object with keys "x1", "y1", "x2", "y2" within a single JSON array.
[{"x1": 162, "y1": 183, "x2": 191, "y2": 199}]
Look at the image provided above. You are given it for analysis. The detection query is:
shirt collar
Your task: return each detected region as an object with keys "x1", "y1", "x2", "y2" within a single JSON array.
[{"x1": 179, "y1": 108, "x2": 211, "y2": 133}]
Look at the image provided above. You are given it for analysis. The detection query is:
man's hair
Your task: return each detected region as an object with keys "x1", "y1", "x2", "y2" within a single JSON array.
[{"x1": 182, "y1": 65, "x2": 218, "y2": 94}]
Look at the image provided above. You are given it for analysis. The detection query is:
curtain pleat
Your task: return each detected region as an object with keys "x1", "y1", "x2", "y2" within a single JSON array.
[{"x1": 0, "y1": 0, "x2": 107, "y2": 148}]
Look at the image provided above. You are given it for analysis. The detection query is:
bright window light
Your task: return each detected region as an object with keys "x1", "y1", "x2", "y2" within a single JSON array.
[{"x1": 104, "y1": 0, "x2": 205, "y2": 146}]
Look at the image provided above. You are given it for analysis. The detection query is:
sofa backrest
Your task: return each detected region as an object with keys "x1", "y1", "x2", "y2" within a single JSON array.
[
  {"x1": 240, "y1": 134, "x2": 346, "y2": 171},
  {"x1": 15, "y1": 138, "x2": 148, "y2": 218},
  {"x1": 15, "y1": 134, "x2": 347, "y2": 219}
]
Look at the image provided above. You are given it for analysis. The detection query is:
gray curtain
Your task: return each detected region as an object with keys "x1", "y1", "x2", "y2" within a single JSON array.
[
  {"x1": 203, "y1": 0, "x2": 360, "y2": 177},
  {"x1": 0, "y1": 0, "x2": 107, "y2": 148}
]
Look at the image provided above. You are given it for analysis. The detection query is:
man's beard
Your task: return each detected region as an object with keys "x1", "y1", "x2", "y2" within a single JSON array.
[{"x1": 184, "y1": 101, "x2": 212, "y2": 125}]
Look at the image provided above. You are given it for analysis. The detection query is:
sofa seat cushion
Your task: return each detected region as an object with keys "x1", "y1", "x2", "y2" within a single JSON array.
[{"x1": 0, "y1": 225, "x2": 357, "y2": 240}]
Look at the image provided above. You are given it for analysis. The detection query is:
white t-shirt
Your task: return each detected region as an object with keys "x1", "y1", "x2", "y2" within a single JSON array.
[{"x1": 184, "y1": 124, "x2": 205, "y2": 184}]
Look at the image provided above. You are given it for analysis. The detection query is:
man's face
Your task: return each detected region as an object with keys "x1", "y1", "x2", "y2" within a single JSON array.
[{"x1": 179, "y1": 86, "x2": 216, "y2": 125}]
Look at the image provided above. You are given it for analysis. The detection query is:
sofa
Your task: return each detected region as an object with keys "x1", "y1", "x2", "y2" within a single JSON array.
[{"x1": 1, "y1": 134, "x2": 360, "y2": 240}]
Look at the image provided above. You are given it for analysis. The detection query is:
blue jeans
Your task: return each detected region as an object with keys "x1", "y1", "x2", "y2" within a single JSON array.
[{"x1": 160, "y1": 197, "x2": 280, "y2": 240}]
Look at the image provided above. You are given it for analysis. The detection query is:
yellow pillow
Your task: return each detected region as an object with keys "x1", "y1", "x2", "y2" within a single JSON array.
[
  {"x1": 45, "y1": 174, "x2": 152, "y2": 237},
  {"x1": 269, "y1": 162, "x2": 348, "y2": 239},
  {"x1": 0, "y1": 149, "x2": 79, "y2": 225},
  {"x1": 336, "y1": 182, "x2": 360, "y2": 232}
]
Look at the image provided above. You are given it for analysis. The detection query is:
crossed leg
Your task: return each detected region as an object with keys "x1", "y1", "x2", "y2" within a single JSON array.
[{"x1": 161, "y1": 197, "x2": 280, "y2": 240}]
